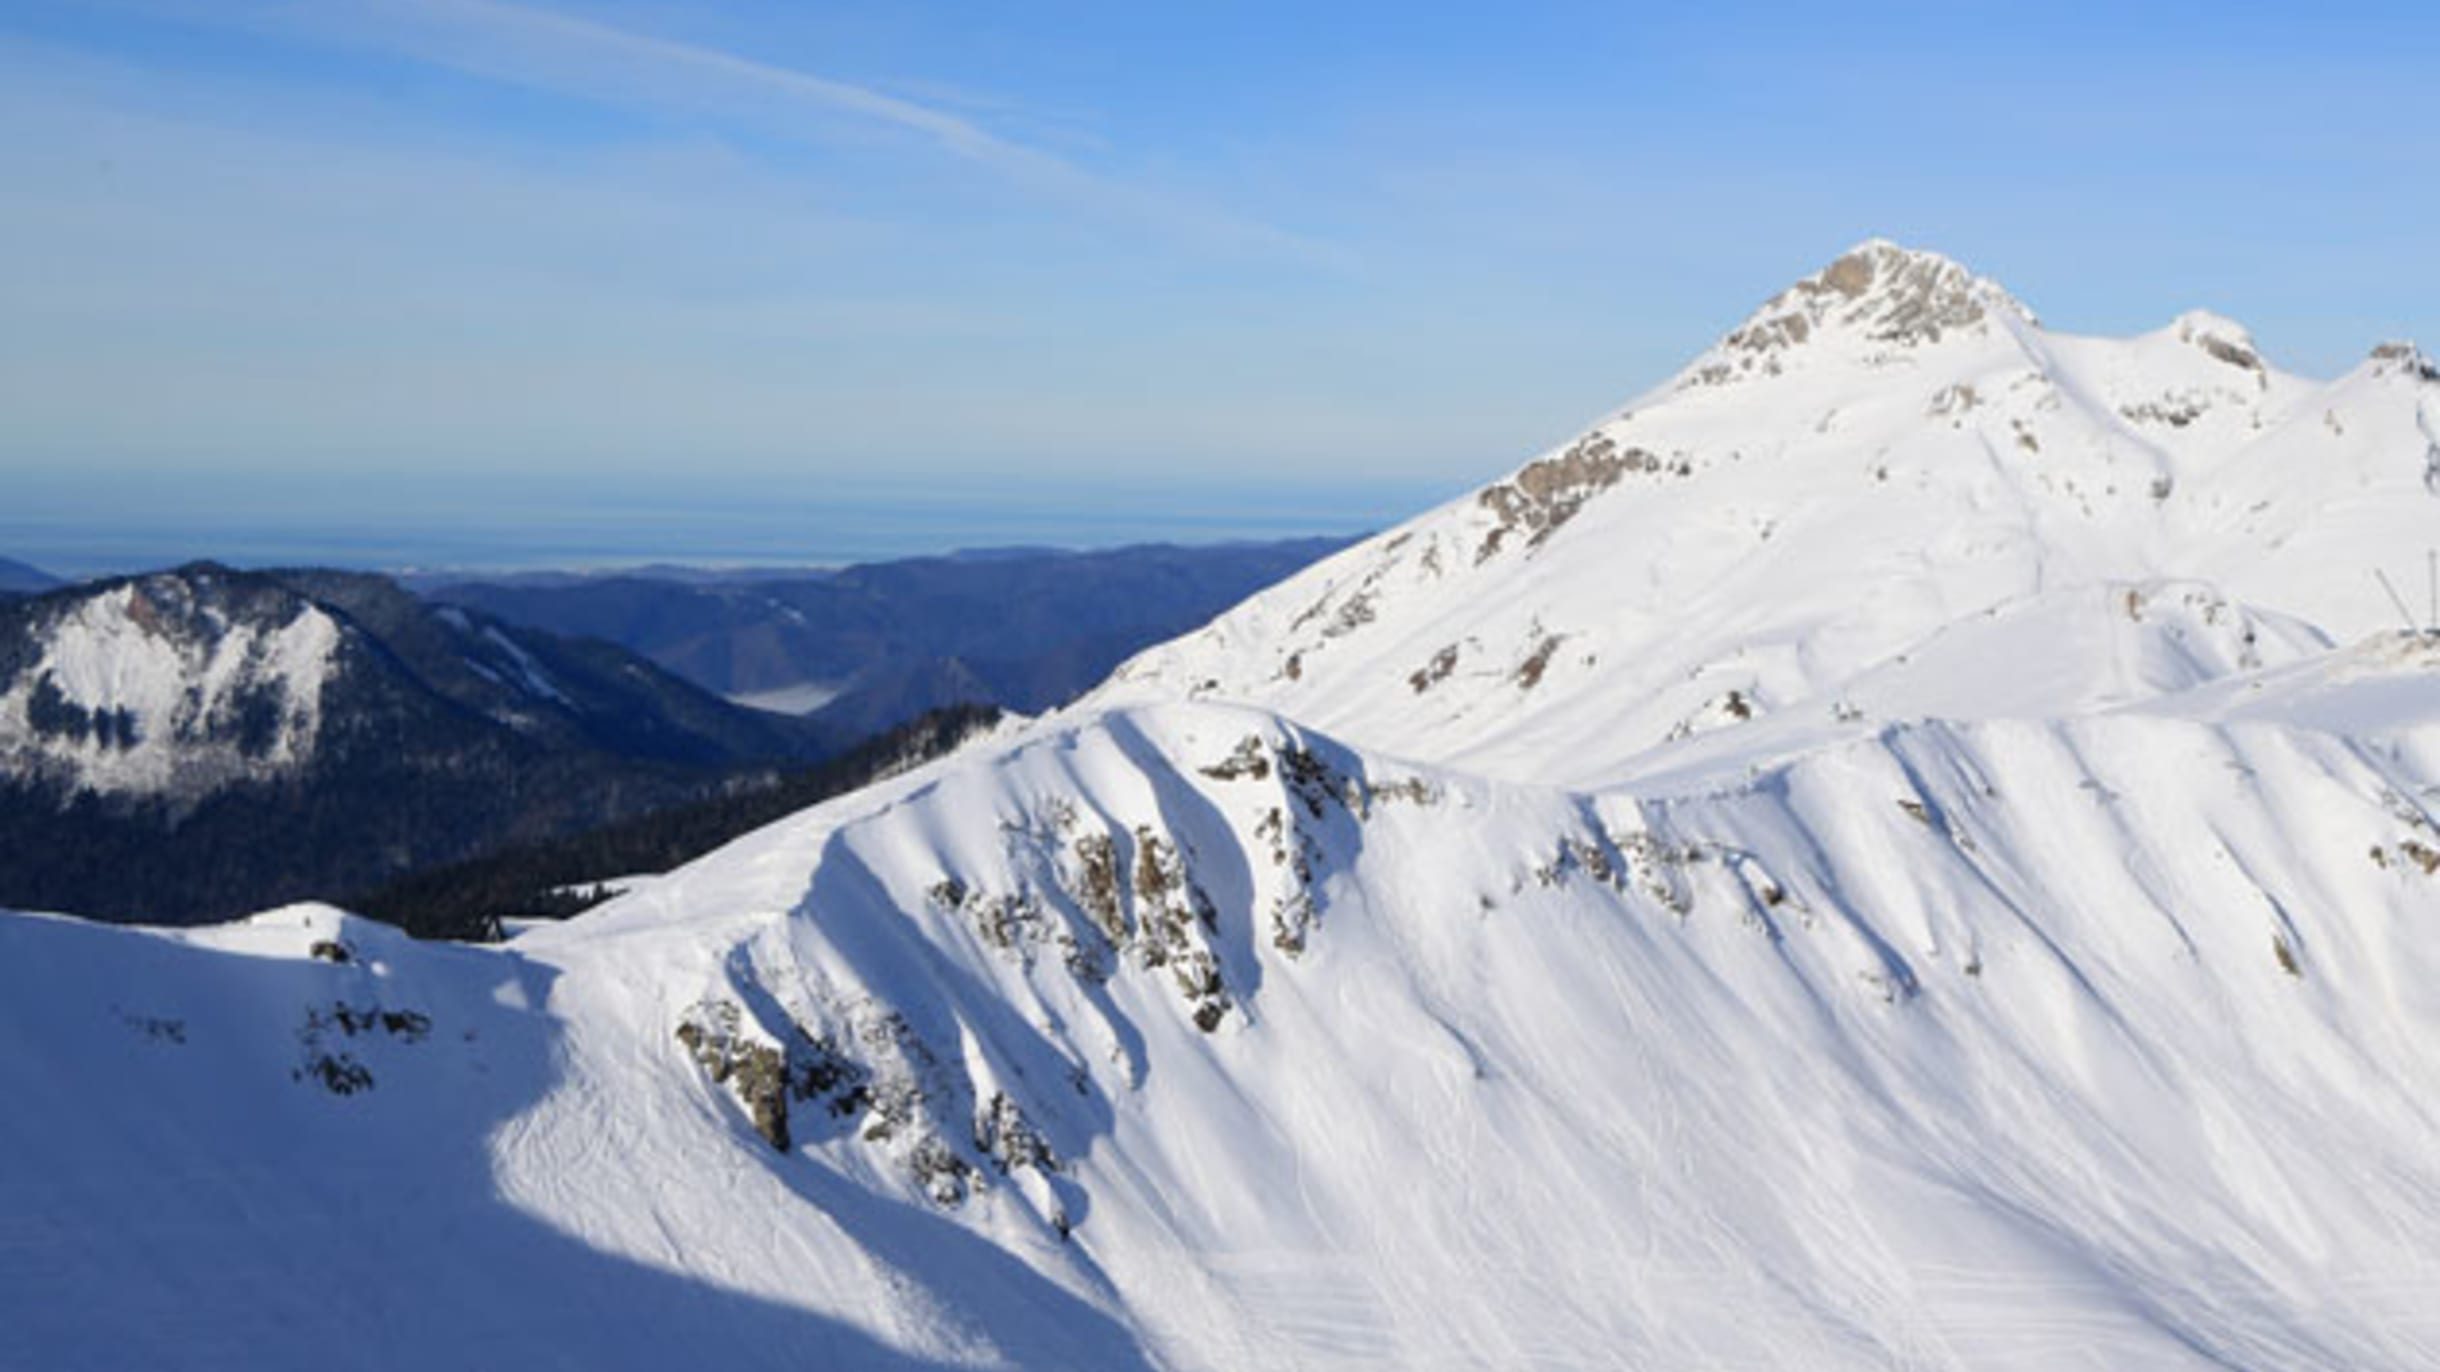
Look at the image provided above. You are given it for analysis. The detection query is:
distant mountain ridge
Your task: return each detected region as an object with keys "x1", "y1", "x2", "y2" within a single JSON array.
[
  {"x1": 0, "y1": 558, "x2": 59, "y2": 595},
  {"x1": 427, "y1": 537, "x2": 1354, "y2": 742},
  {"x1": 0, "y1": 563, "x2": 828, "y2": 922},
  {"x1": 0, "y1": 539, "x2": 1350, "y2": 921}
]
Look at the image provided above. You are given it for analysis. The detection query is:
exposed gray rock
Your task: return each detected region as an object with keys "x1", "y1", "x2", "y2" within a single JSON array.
[
  {"x1": 1475, "y1": 435, "x2": 1654, "y2": 562},
  {"x1": 1715, "y1": 240, "x2": 2031, "y2": 364}
]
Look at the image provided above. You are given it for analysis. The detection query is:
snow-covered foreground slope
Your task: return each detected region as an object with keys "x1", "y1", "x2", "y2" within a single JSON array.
[
  {"x1": 13, "y1": 671, "x2": 2440, "y2": 1368},
  {"x1": 11, "y1": 241, "x2": 2440, "y2": 1369}
]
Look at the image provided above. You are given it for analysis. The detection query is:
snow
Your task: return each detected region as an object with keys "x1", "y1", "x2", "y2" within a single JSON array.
[
  {"x1": 479, "y1": 624, "x2": 572, "y2": 705},
  {"x1": 0, "y1": 583, "x2": 341, "y2": 796},
  {"x1": 9, "y1": 240, "x2": 2440, "y2": 1369},
  {"x1": 1097, "y1": 243, "x2": 2432, "y2": 790}
]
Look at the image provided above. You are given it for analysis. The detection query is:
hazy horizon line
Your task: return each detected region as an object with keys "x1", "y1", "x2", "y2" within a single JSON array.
[{"x1": 0, "y1": 472, "x2": 1452, "y2": 580}]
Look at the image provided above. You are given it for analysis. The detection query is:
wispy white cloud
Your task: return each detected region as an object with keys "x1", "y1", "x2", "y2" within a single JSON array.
[
  {"x1": 205, "y1": 0, "x2": 1327, "y2": 260},
  {"x1": 0, "y1": 39, "x2": 1439, "y2": 487},
  {"x1": 356, "y1": 0, "x2": 1056, "y2": 168}
]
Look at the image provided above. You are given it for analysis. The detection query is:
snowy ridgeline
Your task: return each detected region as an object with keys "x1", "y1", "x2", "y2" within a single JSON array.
[
  {"x1": 7, "y1": 240, "x2": 2440, "y2": 1370},
  {"x1": 1102, "y1": 241, "x2": 2440, "y2": 788}
]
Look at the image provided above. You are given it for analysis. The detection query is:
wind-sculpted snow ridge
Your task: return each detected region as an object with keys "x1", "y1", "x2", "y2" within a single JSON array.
[{"x1": 12, "y1": 240, "x2": 2440, "y2": 1370}]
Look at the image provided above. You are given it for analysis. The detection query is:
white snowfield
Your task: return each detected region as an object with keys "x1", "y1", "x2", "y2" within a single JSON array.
[
  {"x1": 8, "y1": 240, "x2": 2440, "y2": 1371},
  {"x1": 0, "y1": 579, "x2": 340, "y2": 797}
]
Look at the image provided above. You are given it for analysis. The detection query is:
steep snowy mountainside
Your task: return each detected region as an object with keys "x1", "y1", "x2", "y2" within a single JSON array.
[
  {"x1": 1100, "y1": 240, "x2": 2430, "y2": 786},
  {"x1": 489, "y1": 677, "x2": 2440, "y2": 1370},
  {"x1": 19, "y1": 677, "x2": 2440, "y2": 1368},
  {"x1": 1608, "y1": 579, "x2": 2333, "y2": 793},
  {"x1": 0, "y1": 567, "x2": 344, "y2": 797},
  {"x1": 2185, "y1": 342, "x2": 2440, "y2": 628},
  {"x1": 0, "y1": 903, "x2": 1121, "y2": 1370}
]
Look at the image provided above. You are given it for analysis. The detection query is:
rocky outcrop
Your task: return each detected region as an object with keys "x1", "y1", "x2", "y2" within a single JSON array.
[
  {"x1": 1684, "y1": 239, "x2": 2033, "y2": 389},
  {"x1": 1475, "y1": 435, "x2": 1668, "y2": 563}
]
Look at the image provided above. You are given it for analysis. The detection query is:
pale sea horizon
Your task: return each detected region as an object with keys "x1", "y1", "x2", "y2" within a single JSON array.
[{"x1": 2, "y1": 473, "x2": 1457, "y2": 580}]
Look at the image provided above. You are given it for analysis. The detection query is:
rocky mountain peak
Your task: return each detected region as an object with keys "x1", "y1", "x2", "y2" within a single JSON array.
[
  {"x1": 1730, "y1": 239, "x2": 2030, "y2": 351},
  {"x1": 1676, "y1": 239, "x2": 2034, "y2": 390},
  {"x1": 2368, "y1": 339, "x2": 2438, "y2": 383},
  {"x1": 2171, "y1": 309, "x2": 2266, "y2": 374}
]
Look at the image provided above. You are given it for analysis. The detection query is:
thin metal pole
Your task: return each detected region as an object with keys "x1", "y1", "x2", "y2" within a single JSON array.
[{"x1": 2376, "y1": 568, "x2": 2419, "y2": 633}]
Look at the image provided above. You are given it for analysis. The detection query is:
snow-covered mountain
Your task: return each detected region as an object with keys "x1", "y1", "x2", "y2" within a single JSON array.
[
  {"x1": 1101, "y1": 239, "x2": 2440, "y2": 785},
  {"x1": 0, "y1": 564, "x2": 828, "y2": 922},
  {"x1": 0, "y1": 568, "x2": 345, "y2": 798},
  {"x1": 10, "y1": 241, "x2": 2440, "y2": 1370}
]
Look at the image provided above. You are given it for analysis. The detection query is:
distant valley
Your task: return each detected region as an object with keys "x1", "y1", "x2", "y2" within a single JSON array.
[
  {"x1": 423, "y1": 537, "x2": 1353, "y2": 744},
  {"x1": 0, "y1": 539, "x2": 1349, "y2": 927}
]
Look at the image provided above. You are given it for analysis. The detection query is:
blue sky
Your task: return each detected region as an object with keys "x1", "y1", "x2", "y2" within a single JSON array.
[{"x1": 4, "y1": 1, "x2": 2437, "y2": 569}]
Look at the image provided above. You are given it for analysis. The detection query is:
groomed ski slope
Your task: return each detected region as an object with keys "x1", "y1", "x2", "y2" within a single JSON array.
[{"x1": 7, "y1": 241, "x2": 2440, "y2": 1369}]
